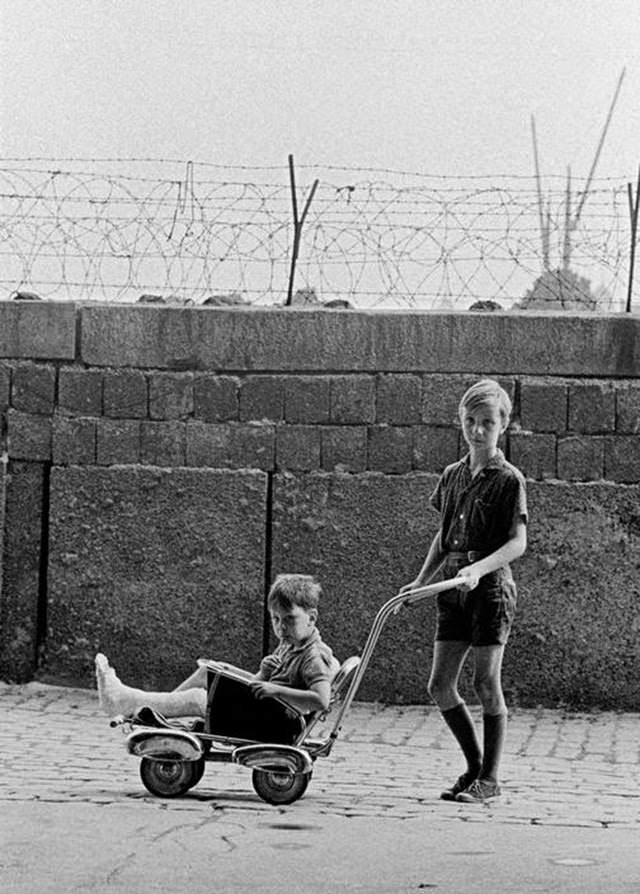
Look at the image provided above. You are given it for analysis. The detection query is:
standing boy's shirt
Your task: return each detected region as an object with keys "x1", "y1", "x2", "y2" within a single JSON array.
[
  {"x1": 431, "y1": 449, "x2": 527, "y2": 555},
  {"x1": 259, "y1": 629, "x2": 340, "y2": 690}
]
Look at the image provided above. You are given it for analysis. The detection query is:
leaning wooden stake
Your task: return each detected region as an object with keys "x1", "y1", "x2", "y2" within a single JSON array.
[
  {"x1": 285, "y1": 154, "x2": 319, "y2": 306},
  {"x1": 626, "y1": 166, "x2": 640, "y2": 313}
]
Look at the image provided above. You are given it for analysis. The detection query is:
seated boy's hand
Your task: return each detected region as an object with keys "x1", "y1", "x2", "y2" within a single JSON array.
[
  {"x1": 399, "y1": 580, "x2": 422, "y2": 596},
  {"x1": 249, "y1": 680, "x2": 279, "y2": 701},
  {"x1": 456, "y1": 566, "x2": 480, "y2": 591}
]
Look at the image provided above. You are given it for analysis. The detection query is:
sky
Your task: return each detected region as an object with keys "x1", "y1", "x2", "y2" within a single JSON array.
[
  {"x1": 0, "y1": 1, "x2": 639, "y2": 308},
  {"x1": 1, "y1": 0, "x2": 639, "y2": 178}
]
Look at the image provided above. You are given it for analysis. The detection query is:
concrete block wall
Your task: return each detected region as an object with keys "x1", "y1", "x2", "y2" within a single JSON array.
[
  {"x1": 6, "y1": 365, "x2": 640, "y2": 480},
  {"x1": 1, "y1": 301, "x2": 640, "y2": 707}
]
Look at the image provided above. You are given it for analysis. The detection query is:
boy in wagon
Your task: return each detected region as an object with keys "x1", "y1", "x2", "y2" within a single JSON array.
[{"x1": 96, "y1": 573, "x2": 340, "y2": 720}]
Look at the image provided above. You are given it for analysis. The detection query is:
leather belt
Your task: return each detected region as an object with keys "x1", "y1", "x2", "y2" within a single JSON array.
[{"x1": 445, "y1": 551, "x2": 487, "y2": 562}]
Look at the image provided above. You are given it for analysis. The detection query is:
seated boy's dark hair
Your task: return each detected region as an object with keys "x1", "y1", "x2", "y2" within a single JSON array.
[{"x1": 267, "y1": 574, "x2": 322, "y2": 611}]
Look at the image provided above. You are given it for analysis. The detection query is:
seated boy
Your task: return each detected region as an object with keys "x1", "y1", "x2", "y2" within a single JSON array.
[{"x1": 95, "y1": 573, "x2": 340, "y2": 720}]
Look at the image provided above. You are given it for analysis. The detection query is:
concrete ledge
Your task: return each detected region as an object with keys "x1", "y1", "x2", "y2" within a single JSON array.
[
  {"x1": 80, "y1": 305, "x2": 640, "y2": 376},
  {"x1": 0, "y1": 301, "x2": 77, "y2": 360}
]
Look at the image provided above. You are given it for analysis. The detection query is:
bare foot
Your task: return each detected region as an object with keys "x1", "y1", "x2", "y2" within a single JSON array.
[{"x1": 95, "y1": 653, "x2": 140, "y2": 717}]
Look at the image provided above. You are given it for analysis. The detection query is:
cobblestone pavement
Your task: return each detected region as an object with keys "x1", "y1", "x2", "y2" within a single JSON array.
[{"x1": 2, "y1": 681, "x2": 639, "y2": 829}]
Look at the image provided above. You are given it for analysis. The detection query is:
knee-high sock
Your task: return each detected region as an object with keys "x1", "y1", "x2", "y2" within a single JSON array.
[
  {"x1": 441, "y1": 703, "x2": 482, "y2": 774},
  {"x1": 481, "y1": 712, "x2": 507, "y2": 782}
]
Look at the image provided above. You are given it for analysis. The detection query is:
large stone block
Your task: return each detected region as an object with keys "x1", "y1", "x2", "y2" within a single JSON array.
[
  {"x1": 193, "y1": 375, "x2": 238, "y2": 422},
  {"x1": 508, "y1": 431, "x2": 556, "y2": 480},
  {"x1": 321, "y1": 427, "x2": 367, "y2": 472},
  {"x1": 11, "y1": 362, "x2": 56, "y2": 415},
  {"x1": 0, "y1": 362, "x2": 10, "y2": 409},
  {"x1": 239, "y1": 375, "x2": 284, "y2": 422},
  {"x1": 519, "y1": 378, "x2": 568, "y2": 432},
  {"x1": 80, "y1": 305, "x2": 640, "y2": 376},
  {"x1": 568, "y1": 381, "x2": 616, "y2": 433},
  {"x1": 7, "y1": 409, "x2": 52, "y2": 461},
  {"x1": 376, "y1": 374, "x2": 422, "y2": 424},
  {"x1": 510, "y1": 481, "x2": 640, "y2": 710},
  {"x1": 58, "y1": 367, "x2": 103, "y2": 416},
  {"x1": 329, "y1": 375, "x2": 375, "y2": 424},
  {"x1": 0, "y1": 300, "x2": 76, "y2": 360},
  {"x1": 275, "y1": 425, "x2": 321, "y2": 471},
  {"x1": 52, "y1": 416, "x2": 97, "y2": 465},
  {"x1": 0, "y1": 460, "x2": 4, "y2": 652},
  {"x1": 45, "y1": 467, "x2": 268, "y2": 688},
  {"x1": 271, "y1": 471, "x2": 441, "y2": 703},
  {"x1": 0, "y1": 462, "x2": 45, "y2": 682},
  {"x1": 283, "y1": 376, "x2": 331, "y2": 423},
  {"x1": 271, "y1": 472, "x2": 640, "y2": 709}
]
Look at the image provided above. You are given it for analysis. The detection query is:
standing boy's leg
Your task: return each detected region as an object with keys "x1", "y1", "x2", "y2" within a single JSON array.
[
  {"x1": 428, "y1": 640, "x2": 483, "y2": 799},
  {"x1": 456, "y1": 644, "x2": 506, "y2": 802}
]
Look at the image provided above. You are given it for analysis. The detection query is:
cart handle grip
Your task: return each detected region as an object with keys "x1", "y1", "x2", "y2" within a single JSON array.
[
  {"x1": 327, "y1": 576, "x2": 466, "y2": 738},
  {"x1": 394, "y1": 576, "x2": 467, "y2": 609}
]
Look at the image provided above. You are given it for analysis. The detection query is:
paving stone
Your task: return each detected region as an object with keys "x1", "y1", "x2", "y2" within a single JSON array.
[{"x1": 1, "y1": 684, "x2": 639, "y2": 829}]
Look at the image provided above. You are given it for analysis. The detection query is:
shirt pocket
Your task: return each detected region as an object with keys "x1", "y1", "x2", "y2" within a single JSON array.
[{"x1": 469, "y1": 496, "x2": 490, "y2": 531}]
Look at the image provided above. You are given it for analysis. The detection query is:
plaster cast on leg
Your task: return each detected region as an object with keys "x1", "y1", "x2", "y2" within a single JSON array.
[{"x1": 95, "y1": 654, "x2": 206, "y2": 718}]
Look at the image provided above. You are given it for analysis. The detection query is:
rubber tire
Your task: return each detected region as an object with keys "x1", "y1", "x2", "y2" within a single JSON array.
[
  {"x1": 251, "y1": 768, "x2": 311, "y2": 805},
  {"x1": 190, "y1": 755, "x2": 207, "y2": 787},
  {"x1": 140, "y1": 756, "x2": 205, "y2": 797}
]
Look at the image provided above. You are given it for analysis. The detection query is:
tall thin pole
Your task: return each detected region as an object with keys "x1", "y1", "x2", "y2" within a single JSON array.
[
  {"x1": 626, "y1": 166, "x2": 640, "y2": 313},
  {"x1": 562, "y1": 166, "x2": 572, "y2": 277},
  {"x1": 531, "y1": 116, "x2": 550, "y2": 271},
  {"x1": 285, "y1": 154, "x2": 319, "y2": 306},
  {"x1": 573, "y1": 68, "x2": 626, "y2": 227}
]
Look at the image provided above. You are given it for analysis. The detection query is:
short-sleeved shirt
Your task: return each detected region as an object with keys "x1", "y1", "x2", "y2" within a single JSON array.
[
  {"x1": 259, "y1": 629, "x2": 340, "y2": 690},
  {"x1": 430, "y1": 449, "x2": 527, "y2": 555}
]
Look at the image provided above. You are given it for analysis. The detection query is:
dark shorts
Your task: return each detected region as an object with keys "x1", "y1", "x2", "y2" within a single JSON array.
[{"x1": 435, "y1": 567, "x2": 517, "y2": 646}]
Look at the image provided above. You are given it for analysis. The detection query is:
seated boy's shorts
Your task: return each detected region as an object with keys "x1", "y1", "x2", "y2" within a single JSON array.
[{"x1": 435, "y1": 567, "x2": 516, "y2": 646}]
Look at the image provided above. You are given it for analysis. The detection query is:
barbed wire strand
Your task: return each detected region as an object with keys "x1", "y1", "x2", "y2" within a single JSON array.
[{"x1": 0, "y1": 158, "x2": 635, "y2": 309}]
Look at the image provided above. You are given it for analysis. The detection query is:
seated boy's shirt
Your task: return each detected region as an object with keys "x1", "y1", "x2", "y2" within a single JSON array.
[
  {"x1": 260, "y1": 629, "x2": 340, "y2": 690},
  {"x1": 430, "y1": 449, "x2": 527, "y2": 555}
]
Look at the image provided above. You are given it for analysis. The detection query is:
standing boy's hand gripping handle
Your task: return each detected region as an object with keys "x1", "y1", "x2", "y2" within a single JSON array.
[{"x1": 396, "y1": 577, "x2": 467, "y2": 608}]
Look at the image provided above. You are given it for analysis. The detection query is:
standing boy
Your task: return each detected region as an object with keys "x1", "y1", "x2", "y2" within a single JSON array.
[{"x1": 402, "y1": 379, "x2": 527, "y2": 803}]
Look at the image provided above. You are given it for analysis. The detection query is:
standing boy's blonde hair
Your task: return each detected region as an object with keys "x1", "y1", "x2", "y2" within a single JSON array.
[{"x1": 459, "y1": 379, "x2": 512, "y2": 425}]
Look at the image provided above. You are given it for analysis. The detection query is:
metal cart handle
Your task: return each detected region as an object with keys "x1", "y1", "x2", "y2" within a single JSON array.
[{"x1": 328, "y1": 576, "x2": 466, "y2": 740}]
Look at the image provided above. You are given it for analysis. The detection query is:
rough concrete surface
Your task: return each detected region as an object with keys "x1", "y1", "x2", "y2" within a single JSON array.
[
  {"x1": 78, "y1": 304, "x2": 640, "y2": 376},
  {"x1": 1, "y1": 682, "x2": 639, "y2": 894},
  {"x1": 272, "y1": 470, "x2": 442, "y2": 703},
  {"x1": 45, "y1": 467, "x2": 268, "y2": 688},
  {"x1": 0, "y1": 461, "x2": 45, "y2": 681},
  {"x1": 272, "y1": 472, "x2": 640, "y2": 709},
  {"x1": 512, "y1": 481, "x2": 640, "y2": 710},
  {"x1": 0, "y1": 301, "x2": 77, "y2": 360}
]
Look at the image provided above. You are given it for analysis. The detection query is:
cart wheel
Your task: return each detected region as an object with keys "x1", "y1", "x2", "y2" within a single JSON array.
[
  {"x1": 190, "y1": 755, "x2": 206, "y2": 787},
  {"x1": 140, "y1": 756, "x2": 205, "y2": 797},
  {"x1": 252, "y1": 768, "x2": 311, "y2": 805}
]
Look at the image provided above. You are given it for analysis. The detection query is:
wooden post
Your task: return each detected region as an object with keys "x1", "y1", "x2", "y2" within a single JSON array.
[
  {"x1": 285, "y1": 154, "x2": 319, "y2": 306},
  {"x1": 626, "y1": 166, "x2": 640, "y2": 313}
]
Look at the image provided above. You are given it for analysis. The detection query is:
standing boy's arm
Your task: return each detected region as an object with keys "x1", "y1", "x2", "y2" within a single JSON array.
[
  {"x1": 400, "y1": 529, "x2": 446, "y2": 593},
  {"x1": 456, "y1": 518, "x2": 527, "y2": 591}
]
